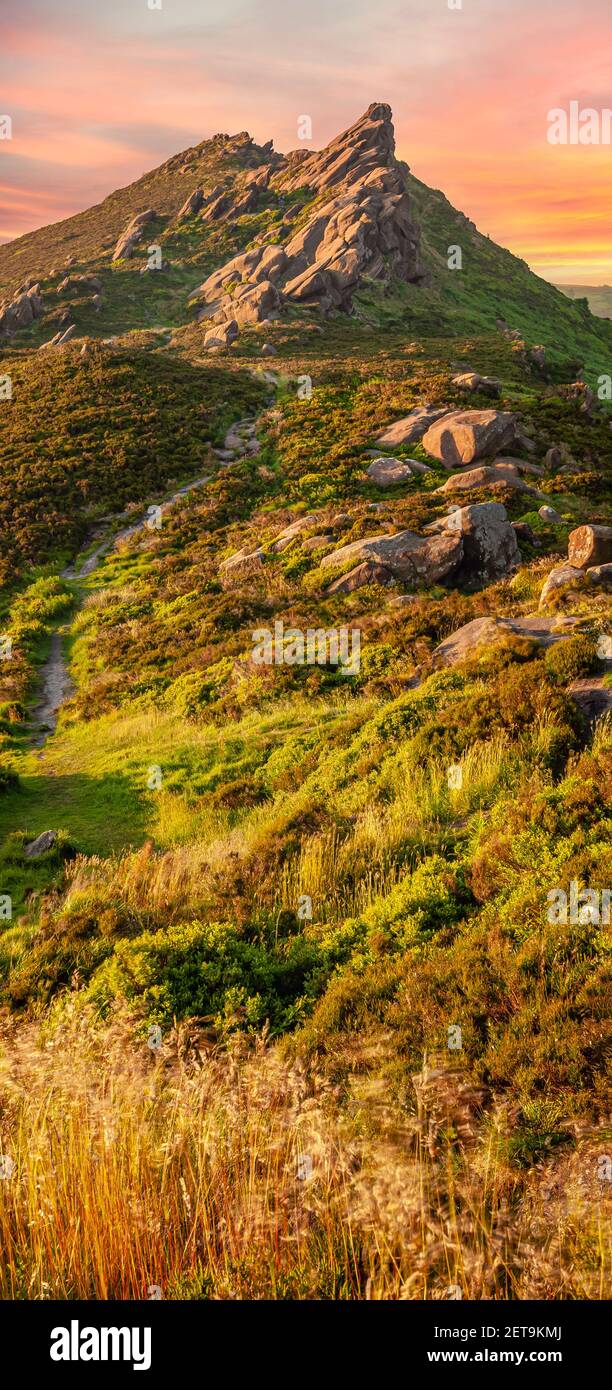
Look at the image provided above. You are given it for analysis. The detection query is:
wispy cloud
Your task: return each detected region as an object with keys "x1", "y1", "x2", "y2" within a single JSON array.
[{"x1": 0, "y1": 0, "x2": 610, "y2": 280}]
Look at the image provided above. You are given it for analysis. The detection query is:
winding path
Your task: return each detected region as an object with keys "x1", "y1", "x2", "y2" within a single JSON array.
[{"x1": 30, "y1": 410, "x2": 263, "y2": 746}]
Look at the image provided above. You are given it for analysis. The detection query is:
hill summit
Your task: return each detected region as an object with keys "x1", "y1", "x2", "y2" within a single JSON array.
[{"x1": 1, "y1": 101, "x2": 612, "y2": 379}]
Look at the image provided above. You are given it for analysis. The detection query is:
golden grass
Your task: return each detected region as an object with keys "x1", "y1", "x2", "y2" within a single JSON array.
[{"x1": 0, "y1": 1006, "x2": 608, "y2": 1300}]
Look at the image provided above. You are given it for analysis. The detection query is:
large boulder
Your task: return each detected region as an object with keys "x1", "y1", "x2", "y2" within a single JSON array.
[
  {"x1": 446, "y1": 502, "x2": 520, "y2": 580},
  {"x1": 321, "y1": 528, "x2": 462, "y2": 585},
  {"x1": 230, "y1": 279, "x2": 282, "y2": 325},
  {"x1": 177, "y1": 188, "x2": 205, "y2": 220},
  {"x1": 373, "y1": 405, "x2": 448, "y2": 448},
  {"x1": 440, "y1": 464, "x2": 535, "y2": 495},
  {"x1": 586, "y1": 563, "x2": 612, "y2": 587},
  {"x1": 422, "y1": 410, "x2": 518, "y2": 468},
  {"x1": 567, "y1": 524, "x2": 612, "y2": 570}
]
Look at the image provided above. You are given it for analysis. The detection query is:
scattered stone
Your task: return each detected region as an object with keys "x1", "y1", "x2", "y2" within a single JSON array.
[
  {"x1": 544, "y1": 447, "x2": 563, "y2": 470},
  {"x1": 302, "y1": 534, "x2": 334, "y2": 551},
  {"x1": 261, "y1": 343, "x2": 277, "y2": 356},
  {"x1": 451, "y1": 372, "x2": 501, "y2": 397},
  {"x1": 366, "y1": 457, "x2": 415, "y2": 486},
  {"x1": 220, "y1": 547, "x2": 264, "y2": 579},
  {"x1": 538, "y1": 505, "x2": 562, "y2": 524},
  {"x1": 512, "y1": 521, "x2": 536, "y2": 544}
]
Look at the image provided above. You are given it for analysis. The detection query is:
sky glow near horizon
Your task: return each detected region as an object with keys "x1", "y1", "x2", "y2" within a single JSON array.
[{"x1": 0, "y1": 0, "x2": 611, "y2": 283}]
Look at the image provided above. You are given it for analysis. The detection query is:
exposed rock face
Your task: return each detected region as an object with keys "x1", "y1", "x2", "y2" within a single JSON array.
[
  {"x1": 446, "y1": 502, "x2": 521, "y2": 580},
  {"x1": 373, "y1": 405, "x2": 448, "y2": 448},
  {"x1": 422, "y1": 409, "x2": 518, "y2": 468},
  {"x1": 112, "y1": 210, "x2": 156, "y2": 261},
  {"x1": 567, "y1": 524, "x2": 612, "y2": 569},
  {"x1": 191, "y1": 103, "x2": 425, "y2": 327},
  {"x1": 0, "y1": 284, "x2": 44, "y2": 336},
  {"x1": 176, "y1": 188, "x2": 205, "y2": 221}
]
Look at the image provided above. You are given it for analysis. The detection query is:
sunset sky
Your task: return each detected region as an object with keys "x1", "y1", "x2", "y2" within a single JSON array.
[{"x1": 1, "y1": 0, "x2": 611, "y2": 283}]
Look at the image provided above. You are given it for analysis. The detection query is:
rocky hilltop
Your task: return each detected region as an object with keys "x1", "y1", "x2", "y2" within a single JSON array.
[{"x1": 2, "y1": 102, "x2": 612, "y2": 380}]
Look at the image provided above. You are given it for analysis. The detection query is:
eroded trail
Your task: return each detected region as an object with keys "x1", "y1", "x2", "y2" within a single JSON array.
[{"x1": 30, "y1": 409, "x2": 264, "y2": 746}]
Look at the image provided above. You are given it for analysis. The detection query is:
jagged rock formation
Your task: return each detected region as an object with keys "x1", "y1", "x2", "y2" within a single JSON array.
[
  {"x1": 112, "y1": 210, "x2": 157, "y2": 262},
  {"x1": 0, "y1": 284, "x2": 44, "y2": 336},
  {"x1": 192, "y1": 102, "x2": 426, "y2": 331}
]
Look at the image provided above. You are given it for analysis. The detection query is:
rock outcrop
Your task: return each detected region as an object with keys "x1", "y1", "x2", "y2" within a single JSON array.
[
  {"x1": 191, "y1": 103, "x2": 425, "y2": 328},
  {"x1": 112, "y1": 210, "x2": 156, "y2": 262},
  {"x1": 0, "y1": 284, "x2": 44, "y2": 336},
  {"x1": 445, "y1": 502, "x2": 521, "y2": 580}
]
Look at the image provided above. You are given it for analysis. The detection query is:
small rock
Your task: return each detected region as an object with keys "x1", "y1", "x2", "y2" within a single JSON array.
[
  {"x1": 24, "y1": 830, "x2": 58, "y2": 858},
  {"x1": 366, "y1": 457, "x2": 414, "y2": 487},
  {"x1": 539, "y1": 564, "x2": 585, "y2": 607},
  {"x1": 538, "y1": 505, "x2": 563, "y2": 524}
]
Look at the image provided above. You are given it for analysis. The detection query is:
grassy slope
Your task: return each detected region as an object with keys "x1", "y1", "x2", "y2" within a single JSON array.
[
  {"x1": 3, "y1": 134, "x2": 612, "y2": 380},
  {"x1": 0, "y1": 132, "x2": 611, "y2": 1300}
]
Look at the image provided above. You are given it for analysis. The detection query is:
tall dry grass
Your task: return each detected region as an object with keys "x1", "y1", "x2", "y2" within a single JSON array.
[{"x1": 0, "y1": 1005, "x2": 608, "y2": 1300}]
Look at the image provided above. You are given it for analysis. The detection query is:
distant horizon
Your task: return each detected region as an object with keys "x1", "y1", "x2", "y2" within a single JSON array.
[{"x1": 1, "y1": 0, "x2": 611, "y2": 282}]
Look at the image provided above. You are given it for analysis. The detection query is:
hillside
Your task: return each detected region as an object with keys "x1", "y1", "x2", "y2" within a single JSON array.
[
  {"x1": 2, "y1": 103, "x2": 612, "y2": 380},
  {"x1": 558, "y1": 284, "x2": 612, "y2": 320},
  {"x1": 0, "y1": 103, "x2": 610, "y2": 1303}
]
